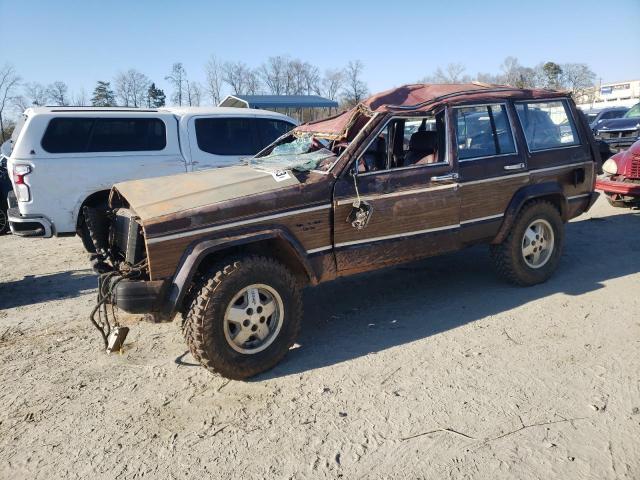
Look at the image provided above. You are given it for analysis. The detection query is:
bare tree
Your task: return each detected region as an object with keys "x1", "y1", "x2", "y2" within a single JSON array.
[
  {"x1": 561, "y1": 63, "x2": 596, "y2": 98},
  {"x1": 222, "y1": 61, "x2": 258, "y2": 95},
  {"x1": 342, "y1": 60, "x2": 368, "y2": 106},
  {"x1": 0, "y1": 64, "x2": 21, "y2": 141},
  {"x1": 260, "y1": 56, "x2": 288, "y2": 95},
  {"x1": 12, "y1": 95, "x2": 30, "y2": 113},
  {"x1": 24, "y1": 82, "x2": 49, "y2": 106},
  {"x1": 47, "y1": 81, "x2": 69, "y2": 106},
  {"x1": 322, "y1": 68, "x2": 344, "y2": 101},
  {"x1": 186, "y1": 80, "x2": 202, "y2": 106},
  {"x1": 114, "y1": 69, "x2": 150, "y2": 107},
  {"x1": 165, "y1": 63, "x2": 188, "y2": 106},
  {"x1": 204, "y1": 55, "x2": 223, "y2": 105},
  {"x1": 72, "y1": 88, "x2": 88, "y2": 106},
  {"x1": 427, "y1": 63, "x2": 470, "y2": 83}
]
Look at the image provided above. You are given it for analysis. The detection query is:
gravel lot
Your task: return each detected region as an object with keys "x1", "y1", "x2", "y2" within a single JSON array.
[{"x1": 0, "y1": 196, "x2": 638, "y2": 479}]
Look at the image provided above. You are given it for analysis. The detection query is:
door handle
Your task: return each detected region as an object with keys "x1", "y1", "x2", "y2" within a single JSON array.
[
  {"x1": 431, "y1": 172, "x2": 459, "y2": 182},
  {"x1": 504, "y1": 163, "x2": 526, "y2": 171}
]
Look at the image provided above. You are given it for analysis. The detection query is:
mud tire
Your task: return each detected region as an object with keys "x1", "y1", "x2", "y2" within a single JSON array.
[
  {"x1": 490, "y1": 200, "x2": 564, "y2": 286},
  {"x1": 182, "y1": 256, "x2": 302, "y2": 380}
]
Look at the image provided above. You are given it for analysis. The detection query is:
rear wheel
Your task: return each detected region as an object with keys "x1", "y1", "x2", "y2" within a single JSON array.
[
  {"x1": 182, "y1": 256, "x2": 302, "y2": 380},
  {"x1": 490, "y1": 201, "x2": 564, "y2": 286}
]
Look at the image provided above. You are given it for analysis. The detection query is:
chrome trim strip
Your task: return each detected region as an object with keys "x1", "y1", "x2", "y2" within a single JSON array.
[
  {"x1": 334, "y1": 224, "x2": 458, "y2": 248},
  {"x1": 460, "y1": 213, "x2": 504, "y2": 225},
  {"x1": 306, "y1": 245, "x2": 333, "y2": 254},
  {"x1": 335, "y1": 183, "x2": 457, "y2": 206},
  {"x1": 567, "y1": 193, "x2": 591, "y2": 200},
  {"x1": 461, "y1": 172, "x2": 530, "y2": 186},
  {"x1": 146, "y1": 203, "x2": 332, "y2": 244},
  {"x1": 530, "y1": 161, "x2": 589, "y2": 174}
]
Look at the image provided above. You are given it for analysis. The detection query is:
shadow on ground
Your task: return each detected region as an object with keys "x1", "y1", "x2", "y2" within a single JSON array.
[
  {"x1": 0, "y1": 270, "x2": 96, "y2": 310},
  {"x1": 260, "y1": 209, "x2": 640, "y2": 379}
]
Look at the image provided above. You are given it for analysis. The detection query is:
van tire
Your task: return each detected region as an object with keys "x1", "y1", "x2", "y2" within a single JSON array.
[
  {"x1": 182, "y1": 256, "x2": 302, "y2": 380},
  {"x1": 490, "y1": 200, "x2": 564, "y2": 286}
]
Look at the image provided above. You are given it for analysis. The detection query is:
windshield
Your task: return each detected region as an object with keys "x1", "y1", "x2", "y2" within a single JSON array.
[
  {"x1": 624, "y1": 104, "x2": 640, "y2": 118},
  {"x1": 251, "y1": 134, "x2": 341, "y2": 173}
]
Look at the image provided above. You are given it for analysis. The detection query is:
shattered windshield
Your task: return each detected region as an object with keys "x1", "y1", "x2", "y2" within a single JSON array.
[{"x1": 250, "y1": 134, "x2": 340, "y2": 173}]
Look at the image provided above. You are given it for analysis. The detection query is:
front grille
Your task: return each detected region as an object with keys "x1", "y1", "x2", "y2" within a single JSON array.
[
  {"x1": 111, "y1": 209, "x2": 145, "y2": 265},
  {"x1": 630, "y1": 154, "x2": 640, "y2": 179},
  {"x1": 599, "y1": 130, "x2": 638, "y2": 140}
]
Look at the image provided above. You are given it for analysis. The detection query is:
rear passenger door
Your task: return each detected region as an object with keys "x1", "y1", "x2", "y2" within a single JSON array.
[
  {"x1": 188, "y1": 116, "x2": 294, "y2": 170},
  {"x1": 513, "y1": 99, "x2": 594, "y2": 199},
  {"x1": 455, "y1": 103, "x2": 529, "y2": 243}
]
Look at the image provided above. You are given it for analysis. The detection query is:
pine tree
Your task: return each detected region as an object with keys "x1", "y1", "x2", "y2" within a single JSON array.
[
  {"x1": 147, "y1": 83, "x2": 166, "y2": 107},
  {"x1": 91, "y1": 81, "x2": 116, "y2": 106}
]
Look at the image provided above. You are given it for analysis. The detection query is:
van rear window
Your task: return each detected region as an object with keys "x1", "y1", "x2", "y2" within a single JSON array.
[{"x1": 41, "y1": 118, "x2": 166, "y2": 153}]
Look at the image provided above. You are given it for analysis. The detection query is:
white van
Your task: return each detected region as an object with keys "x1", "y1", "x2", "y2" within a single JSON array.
[{"x1": 5, "y1": 106, "x2": 296, "y2": 249}]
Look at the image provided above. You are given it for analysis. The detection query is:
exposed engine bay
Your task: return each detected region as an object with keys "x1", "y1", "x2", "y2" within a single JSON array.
[{"x1": 83, "y1": 205, "x2": 148, "y2": 352}]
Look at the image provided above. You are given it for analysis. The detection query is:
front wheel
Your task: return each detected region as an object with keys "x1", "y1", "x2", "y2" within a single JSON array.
[
  {"x1": 490, "y1": 201, "x2": 564, "y2": 286},
  {"x1": 182, "y1": 256, "x2": 302, "y2": 380}
]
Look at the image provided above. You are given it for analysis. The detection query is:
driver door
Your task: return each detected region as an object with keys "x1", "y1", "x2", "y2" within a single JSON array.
[{"x1": 332, "y1": 111, "x2": 461, "y2": 275}]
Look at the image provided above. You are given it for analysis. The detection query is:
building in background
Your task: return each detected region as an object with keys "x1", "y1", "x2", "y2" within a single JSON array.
[{"x1": 577, "y1": 80, "x2": 640, "y2": 110}]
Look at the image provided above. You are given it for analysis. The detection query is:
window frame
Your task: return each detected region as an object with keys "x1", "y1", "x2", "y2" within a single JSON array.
[
  {"x1": 40, "y1": 116, "x2": 168, "y2": 154},
  {"x1": 452, "y1": 102, "x2": 519, "y2": 163},
  {"x1": 353, "y1": 108, "x2": 450, "y2": 178},
  {"x1": 513, "y1": 98, "x2": 582, "y2": 154}
]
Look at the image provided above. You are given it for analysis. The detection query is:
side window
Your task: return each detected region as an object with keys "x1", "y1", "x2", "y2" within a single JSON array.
[
  {"x1": 89, "y1": 118, "x2": 166, "y2": 152},
  {"x1": 41, "y1": 117, "x2": 166, "y2": 153},
  {"x1": 195, "y1": 118, "x2": 256, "y2": 155},
  {"x1": 455, "y1": 104, "x2": 516, "y2": 160},
  {"x1": 255, "y1": 119, "x2": 294, "y2": 151},
  {"x1": 515, "y1": 100, "x2": 579, "y2": 151},
  {"x1": 357, "y1": 111, "x2": 445, "y2": 173},
  {"x1": 41, "y1": 118, "x2": 94, "y2": 153}
]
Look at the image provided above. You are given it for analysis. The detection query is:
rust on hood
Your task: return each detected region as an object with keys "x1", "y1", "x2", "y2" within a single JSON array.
[{"x1": 112, "y1": 165, "x2": 300, "y2": 223}]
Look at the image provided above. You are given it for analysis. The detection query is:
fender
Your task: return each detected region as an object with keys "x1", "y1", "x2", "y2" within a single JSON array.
[
  {"x1": 492, "y1": 182, "x2": 567, "y2": 244},
  {"x1": 163, "y1": 228, "x2": 317, "y2": 315}
]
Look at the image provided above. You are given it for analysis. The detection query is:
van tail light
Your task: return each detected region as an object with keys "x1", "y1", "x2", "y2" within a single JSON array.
[{"x1": 13, "y1": 164, "x2": 31, "y2": 202}]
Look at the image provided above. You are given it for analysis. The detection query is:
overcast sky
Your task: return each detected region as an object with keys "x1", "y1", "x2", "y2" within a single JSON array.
[{"x1": 2, "y1": 0, "x2": 639, "y2": 100}]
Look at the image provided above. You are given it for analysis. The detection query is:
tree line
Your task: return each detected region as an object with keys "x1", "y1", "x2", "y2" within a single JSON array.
[{"x1": 1, "y1": 55, "x2": 598, "y2": 141}]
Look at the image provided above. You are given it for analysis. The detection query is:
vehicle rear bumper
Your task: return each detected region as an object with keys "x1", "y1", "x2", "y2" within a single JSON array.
[
  {"x1": 108, "y1": 277, "x2": 171, "y2": 317},
  {"x1": 8, "y1": 206, "x2": 53, "y2": 237},
  {"x1": 595, "y1": 176, "x2": 640, "y2": 196}
]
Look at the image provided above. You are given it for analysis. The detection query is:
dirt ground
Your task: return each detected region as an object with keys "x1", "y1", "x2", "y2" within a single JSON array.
[{"x1": 0, "y1": 196, "x2": 638, "y2": 479}]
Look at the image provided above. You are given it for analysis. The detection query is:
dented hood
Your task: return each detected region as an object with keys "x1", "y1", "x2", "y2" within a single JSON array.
[{"x1": 112, "y1": 165, "x2": 299, "y2": 222}]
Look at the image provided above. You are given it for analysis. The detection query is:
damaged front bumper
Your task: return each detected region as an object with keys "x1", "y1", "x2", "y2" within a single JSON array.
[
  {"x1": 108, "y1": 276, "x2": 170, "y2": 315},
  {"x1": 595, "y1": 175, "x2": 640, "y2": 197}
]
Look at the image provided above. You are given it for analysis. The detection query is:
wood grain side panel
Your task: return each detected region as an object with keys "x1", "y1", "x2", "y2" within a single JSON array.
[
  {"x1": 529, "y1": 162, "x2": 595, "y2": 198},
  {"x1": 459, "y1": 175, "x2": 529, "y2": 221},
  {"x1": 146, "y1": 208, "x2": 332, "y2": 280},
  {"x1": 333, "y1": 188, "x2": 459, "y2": 244}
]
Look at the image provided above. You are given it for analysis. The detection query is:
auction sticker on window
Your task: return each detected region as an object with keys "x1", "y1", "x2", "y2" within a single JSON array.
[{"x1": 272, "y1": 170, "x2": 292, "y2": 182}]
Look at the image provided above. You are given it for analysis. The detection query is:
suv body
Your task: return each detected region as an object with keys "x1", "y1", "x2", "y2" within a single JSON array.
[
  {"x1": 89, "y1": 83, "x2": 599, "y2": 379},
  {"x1": 594, "y1": 102, "x2": 640, "y2": 159},
  {"x1": 596, "y1": 138, "x2": 640, "y2": 207},
  {"x1": 584, "y1": 106, "x2": 628, "y2": 132},
  {"x1": 4, "y1": 106, "x2": 296, "y2": 245}
]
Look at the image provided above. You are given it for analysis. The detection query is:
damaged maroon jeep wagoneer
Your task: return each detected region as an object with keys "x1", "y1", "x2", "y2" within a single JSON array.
[{"x1": 85, "y1": 83, "x2": 599, "y2": 379}]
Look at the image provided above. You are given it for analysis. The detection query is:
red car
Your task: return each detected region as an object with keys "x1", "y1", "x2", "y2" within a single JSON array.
[{"x1": 596, "y1": 139, "x2": 640, "y2": 207}]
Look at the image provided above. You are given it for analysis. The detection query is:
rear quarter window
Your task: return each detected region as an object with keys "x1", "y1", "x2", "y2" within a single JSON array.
[
  {"x1": 515, "y1": 100, "x2": 580, "y2": 151},
  {"x1": 41, "y1": 117, "x2": 166, "y2": 153}
]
